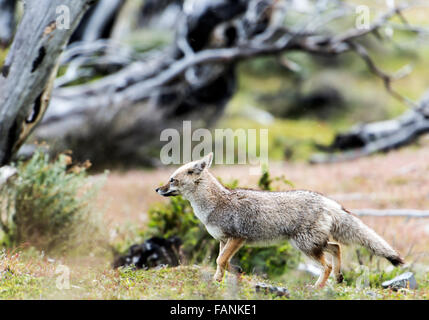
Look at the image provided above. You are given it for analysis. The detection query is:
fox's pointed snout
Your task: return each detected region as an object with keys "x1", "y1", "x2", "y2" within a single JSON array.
[{"x1": 155, "y1": 185, "x2": 179, "y2": 197}]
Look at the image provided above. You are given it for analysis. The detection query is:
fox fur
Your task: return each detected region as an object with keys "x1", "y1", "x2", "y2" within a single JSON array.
[{"x1": 156, "y1": 152, "x2": 404, "y2": 287}]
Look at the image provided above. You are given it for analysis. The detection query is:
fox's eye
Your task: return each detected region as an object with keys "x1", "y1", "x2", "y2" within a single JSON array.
[
  {"x1": 170, "y1": 178, "x2": 175, "y2": 183},
  {"x1": 187, "y1": 170, "x2": 193, "y2": 175}
]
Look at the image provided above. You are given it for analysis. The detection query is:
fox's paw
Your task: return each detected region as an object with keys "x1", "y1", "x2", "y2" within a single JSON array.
[
  {"x1": 336, "y1": 274, "x2": 344, "y2": 284},
  {"x1": 213, "y1": 272, "x2": 224, "y2": 283}
]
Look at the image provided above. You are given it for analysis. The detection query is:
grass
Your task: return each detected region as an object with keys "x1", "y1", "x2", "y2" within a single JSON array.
[
  {"x1": 0, "y1": 48, "x2": 8, "y2": 66},
  {"x1": 1, "y1": 248, "x2": 428, "y2": 300}
]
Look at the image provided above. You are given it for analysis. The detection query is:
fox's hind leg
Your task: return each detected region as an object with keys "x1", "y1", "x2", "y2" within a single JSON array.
[
  {"x1": 293, "y1": 232, "x2": 332, "y2": 288},
  {"x1": 326, "y1": 242, "x2": 343, "y2": 283},
  {"x1": 214, "y1": 238, "x2": 244, "y2": 282}
]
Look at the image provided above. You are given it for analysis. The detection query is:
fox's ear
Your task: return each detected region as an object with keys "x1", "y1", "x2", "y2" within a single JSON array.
[
  {"x1": 204, "y1": 152, "x2": 213, "y2": 168},
  {"x1": 193, "y1": 152, "x2": 213, "y2": 173}
]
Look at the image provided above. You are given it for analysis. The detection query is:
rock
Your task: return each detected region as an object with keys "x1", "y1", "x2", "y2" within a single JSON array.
[
  {"x1": 382, "y1": 272, "x2": 417, "y2": 290},
  {"x1": 255, "y1": 282, "x2": 290, "y2": 297}
]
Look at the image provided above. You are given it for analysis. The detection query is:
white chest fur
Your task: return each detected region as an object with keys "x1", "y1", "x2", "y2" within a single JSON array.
[
  {"x1": 205, "y1": 224, "x2": 225, "y2": 241},
  {"x1": 189, "y1": 202, "x2": 225, "y2": 240},
  {"x1": 189, "y1": 201, "x2": 212, "y2": 224},
  {"x1": 191, "y1": 205, "x2": 208, "y2": 224}
]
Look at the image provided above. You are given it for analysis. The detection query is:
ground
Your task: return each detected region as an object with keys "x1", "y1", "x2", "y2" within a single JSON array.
[{"x1": 2, "y1": 137, "x2": 427, "y2": 300}]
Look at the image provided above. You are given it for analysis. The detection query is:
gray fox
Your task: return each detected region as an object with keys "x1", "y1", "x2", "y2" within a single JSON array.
[{"x1": 156, "y1": 152, "x2": 404, "y2": 287}]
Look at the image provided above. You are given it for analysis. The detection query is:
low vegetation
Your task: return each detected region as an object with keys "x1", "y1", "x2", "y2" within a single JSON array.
[
  {"x1": 0, "y1": 151, "x2": 105, "y2": 254},
  {"x1": 0, "y1": 248, "x2": 428, "y2": 300},
  {"x1": 0, "y1": 151, "x2": 428, "y2": 300}
]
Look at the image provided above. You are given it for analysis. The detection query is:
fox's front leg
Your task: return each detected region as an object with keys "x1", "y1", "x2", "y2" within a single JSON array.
[
  {"x1": 214, "y1": 241, "x2": 226, "y2": 282},
  {"x1": 214, "y1": 238, "x2": 244, "y2": 282}
]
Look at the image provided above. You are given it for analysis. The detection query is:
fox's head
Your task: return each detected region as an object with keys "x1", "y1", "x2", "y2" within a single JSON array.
[{"x1": 156, "y1": 152, "x2": 213, "y2": 197}]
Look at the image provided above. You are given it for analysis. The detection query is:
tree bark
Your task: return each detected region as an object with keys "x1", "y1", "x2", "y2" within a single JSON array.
[{"x1": 0, "y1": 0, "x2": 94, "y2": 165}]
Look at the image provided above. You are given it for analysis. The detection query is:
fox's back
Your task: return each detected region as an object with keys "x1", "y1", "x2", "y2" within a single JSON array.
[{"x1": 205, "y1": 189, "x2": 338, "y2": 244}]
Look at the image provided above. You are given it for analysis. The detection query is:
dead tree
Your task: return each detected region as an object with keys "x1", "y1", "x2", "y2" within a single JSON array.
[
  {"x1": 2, "y1": 0, "x2": 428, "y2": 166},
  {"x1": 0, "y1": 0, "x2": 94, "y2": 166},
  {"x1": 29, "y1": 0, "x2": 250, "y2": 166},
  {"x1": 311, "y1": 90, "x2": 429, "y2": 163}
]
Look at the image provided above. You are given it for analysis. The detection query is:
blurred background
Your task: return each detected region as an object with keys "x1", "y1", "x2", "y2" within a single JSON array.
[{"x1": 2, "y1": 0, "x2": 429, "y2": 165}]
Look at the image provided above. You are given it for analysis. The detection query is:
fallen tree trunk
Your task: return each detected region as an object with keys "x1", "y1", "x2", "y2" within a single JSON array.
[
  {"x1": 0, "y1": 0, "x2": 94, "y2": 165},
  {"x1": 311, "y1": 90, "x2": 429, "y2": 163}
]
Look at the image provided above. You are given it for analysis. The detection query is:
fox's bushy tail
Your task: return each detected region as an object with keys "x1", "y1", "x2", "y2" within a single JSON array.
[{"x1": 330, "y1": 208, "x2": 404, "y2": 266}]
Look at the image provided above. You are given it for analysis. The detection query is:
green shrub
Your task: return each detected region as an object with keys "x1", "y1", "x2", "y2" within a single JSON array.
[
  {"x1": 258, "y1": 165, "x2": 294, "y2": 191},
  {"x1": 145, "y1": 169, "x2": 301, "y2": 278},
  {"x1": 0, "y1": 151, "x2": 105, "y2": 253}
]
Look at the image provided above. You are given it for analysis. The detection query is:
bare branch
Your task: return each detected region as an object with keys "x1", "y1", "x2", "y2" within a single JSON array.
[
  {"x1": 348, "y1": 42, "x2": 417, "y2": 108},
  {"x1": 353, "y1": 209, "x2": 429, "y2": 218}
]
